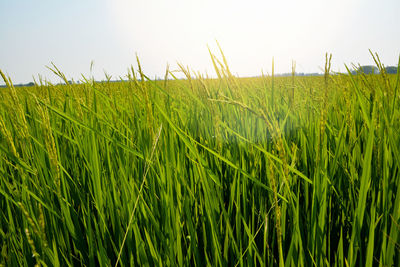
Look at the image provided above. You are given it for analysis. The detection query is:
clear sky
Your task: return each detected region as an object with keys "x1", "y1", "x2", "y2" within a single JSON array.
[{"x1": 0, "y1": 0, "x2": 399, "y2": 84}]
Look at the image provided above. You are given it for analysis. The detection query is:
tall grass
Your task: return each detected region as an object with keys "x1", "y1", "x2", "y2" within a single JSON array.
[{"x1": 0, "y1": 51, "x2": 399, "y2": 266}]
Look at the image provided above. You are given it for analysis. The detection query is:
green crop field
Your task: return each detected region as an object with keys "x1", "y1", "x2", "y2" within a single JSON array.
[{"x1": 0, "y1": 50, "x2": 399, "y2": 266}]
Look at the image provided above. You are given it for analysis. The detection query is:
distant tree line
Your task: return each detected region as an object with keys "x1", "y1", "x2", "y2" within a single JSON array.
[
  {"x1": 385, "y1": 66, "x2": 398, "y2": 74},
  {"x1": 352, "y1": 65, "x2": 398, "y2": 75},
  {"x1": 0, "y1": 82, "x2": 34, "y2": 88}
]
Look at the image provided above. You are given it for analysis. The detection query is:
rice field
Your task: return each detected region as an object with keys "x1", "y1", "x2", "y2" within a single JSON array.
[{"x1": 0, "y1": 51, "x2": 399, "y2": 266}]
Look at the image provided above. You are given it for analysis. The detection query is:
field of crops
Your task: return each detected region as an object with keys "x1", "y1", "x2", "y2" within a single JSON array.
[{"x1": 0, "y1": 51, "x2": 399, "y2": 266}]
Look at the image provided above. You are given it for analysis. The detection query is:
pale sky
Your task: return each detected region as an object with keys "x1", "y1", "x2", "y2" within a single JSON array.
[{"x1": 0, "y1": 0, "x2": 399, "y2": 84}]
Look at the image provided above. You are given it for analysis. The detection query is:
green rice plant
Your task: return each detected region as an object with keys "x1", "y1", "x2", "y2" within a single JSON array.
[{"x1": 0, "y1": 50, "x2": 399, "y2": 266}]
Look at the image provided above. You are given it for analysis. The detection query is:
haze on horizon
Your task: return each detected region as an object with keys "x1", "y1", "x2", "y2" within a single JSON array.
[{"x1": 0, "y1": 0, "x2": 399, "y2": 85}]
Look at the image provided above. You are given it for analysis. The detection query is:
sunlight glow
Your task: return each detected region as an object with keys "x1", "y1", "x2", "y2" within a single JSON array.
[{"x1": 108, "y1": 0, "x2": 360, "y2": 76}]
